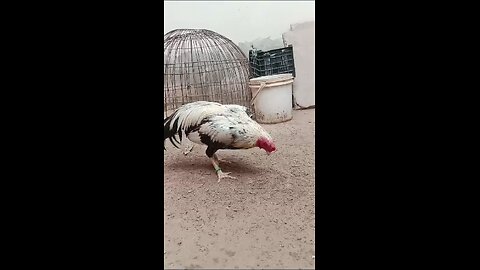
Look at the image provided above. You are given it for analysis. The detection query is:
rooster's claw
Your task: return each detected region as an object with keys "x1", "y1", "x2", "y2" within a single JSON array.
[{"x1": 217, "y1": 171, "x2": 236, "y2": 182}]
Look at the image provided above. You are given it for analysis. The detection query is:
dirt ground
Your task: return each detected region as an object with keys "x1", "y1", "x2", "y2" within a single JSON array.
[{"x1": 164, "y1": 109, "x2": 315, "y2": 269}]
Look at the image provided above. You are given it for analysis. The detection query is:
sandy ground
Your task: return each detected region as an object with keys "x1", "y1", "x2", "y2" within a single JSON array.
[{"x1": 164, "y1": 109, "x2": 315, "y2": 269}]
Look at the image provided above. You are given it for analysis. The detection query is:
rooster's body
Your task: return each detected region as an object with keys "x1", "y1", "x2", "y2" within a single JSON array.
[{"x1": 164, "y1": 101, "x2": 276, "y2": 181}]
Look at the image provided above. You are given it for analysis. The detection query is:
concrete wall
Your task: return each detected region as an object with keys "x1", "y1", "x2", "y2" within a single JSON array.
[{"x1": 282, "y1": 21, "x2": 315, "y2": 109}]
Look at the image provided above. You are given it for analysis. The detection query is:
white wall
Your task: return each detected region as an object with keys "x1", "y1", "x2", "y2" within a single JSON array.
[
  {"x1": 164, "y1": 1, "x2": 315, "y2": 45},
  {"x1": 282, "y1": 21, "x2": 315, "y2": 109}
]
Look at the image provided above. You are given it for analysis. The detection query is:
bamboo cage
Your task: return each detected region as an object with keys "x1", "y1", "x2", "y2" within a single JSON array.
[{"x1": 164, "y1": 29, "x2": 252, "y2": 117}]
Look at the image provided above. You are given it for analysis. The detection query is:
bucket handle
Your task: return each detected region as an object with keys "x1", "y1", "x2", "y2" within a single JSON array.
[{"x1": 250, "y1": 82, "x2": 267, "y2": 106}]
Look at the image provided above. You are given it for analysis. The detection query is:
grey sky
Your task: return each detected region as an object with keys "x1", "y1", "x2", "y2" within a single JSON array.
[{"x1": 164, "y1": 1, "x2": 315, "y2": 43}]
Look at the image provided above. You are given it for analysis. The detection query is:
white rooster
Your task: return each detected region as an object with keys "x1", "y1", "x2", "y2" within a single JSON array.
[{"x1": 164, "y1": 101, "x2": 276, "y2": 182}]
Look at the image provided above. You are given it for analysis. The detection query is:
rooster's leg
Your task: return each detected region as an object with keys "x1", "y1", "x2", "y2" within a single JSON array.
[
  {"x1": 213, "y1": 153, "x2": 231, "y2": 164},
  {"x1": 210, "y1": 157, "x2": 236, "y2": 182},
  {"x1": 183, "y1": 143, "x2": 194, "y2": 155}
]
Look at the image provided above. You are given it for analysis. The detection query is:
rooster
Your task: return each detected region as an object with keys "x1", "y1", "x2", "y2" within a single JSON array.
[{"x1": 164, "y1": 101, "x2": 276, "y2": 182}]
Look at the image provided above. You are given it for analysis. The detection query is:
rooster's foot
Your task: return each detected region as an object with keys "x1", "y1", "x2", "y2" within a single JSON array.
[{"x1": 217, "y1": 171, "x2": 236, "y2": 182}]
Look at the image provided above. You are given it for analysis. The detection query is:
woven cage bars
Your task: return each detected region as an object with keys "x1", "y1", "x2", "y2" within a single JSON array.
[{"x1": 164, "y1": 29, "x2": 252, "y2": 116}]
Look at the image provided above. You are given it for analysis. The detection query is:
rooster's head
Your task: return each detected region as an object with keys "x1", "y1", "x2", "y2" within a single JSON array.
[{"x1": 256, "y1": 137, "x2": 276, "y2": 154}]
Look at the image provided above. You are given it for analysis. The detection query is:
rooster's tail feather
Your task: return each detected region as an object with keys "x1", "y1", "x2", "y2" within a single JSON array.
[{"x1": 164, "y1": 113, "x2": 182, "y2": 150}]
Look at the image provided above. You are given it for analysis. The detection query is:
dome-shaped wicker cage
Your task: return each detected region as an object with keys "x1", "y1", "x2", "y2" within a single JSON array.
[{"x1": 164, "y1": 29, "x2": 251, "y2": 117}]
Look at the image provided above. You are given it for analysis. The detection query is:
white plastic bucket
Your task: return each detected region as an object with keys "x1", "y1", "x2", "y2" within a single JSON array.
[{"x1": 249, "y1": 74, "x2": 294, "y2": 124}]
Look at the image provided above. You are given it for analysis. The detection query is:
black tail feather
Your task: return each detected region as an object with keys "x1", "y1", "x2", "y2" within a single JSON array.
[{"x1": 164, "y1": 113, "x2": 181, "y2": 150}]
